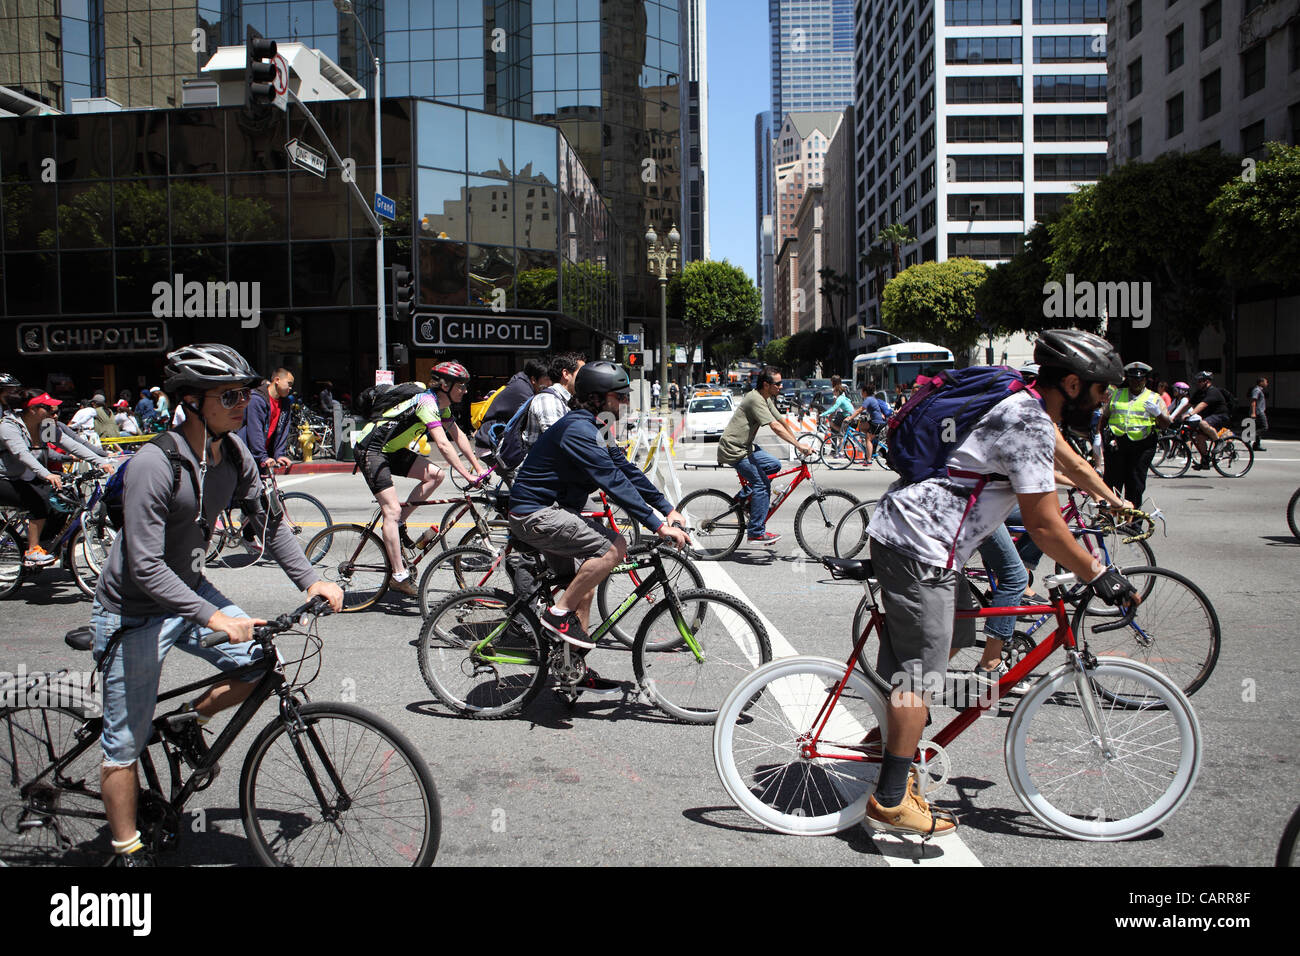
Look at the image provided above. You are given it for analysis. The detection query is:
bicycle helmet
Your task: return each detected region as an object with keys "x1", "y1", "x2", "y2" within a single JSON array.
[
  {"x1": 1124, "y1": 361, "x2": 1153, "y2": 375},
  {"x1": 0, "y1": 373, "x2": 21, "y2": 388},
  {"x1": 164, "y1": 343, "x2": 261, "y2": 392},
  {"x1": 1172, "y1": 381, "x2": 1189, "y2": 391},
  {"x1": 1033, "y1": 329, "x2": 1125, "y2": 385},
  {"x1": 1019, "y1": 363, "x2": 1039, "y2": 378},
  {"x1": 431, "y1": 361, "x2": 470, "y2": 383},
  {"x1": 1195, "y1": 370, "x2": 1213, "y2": 382},
  {"x1": 574, "y1": 361, "x2": 631, "y2": 397}
]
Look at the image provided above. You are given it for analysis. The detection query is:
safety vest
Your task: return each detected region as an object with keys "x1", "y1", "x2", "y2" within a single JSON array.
[{"x1": 1109, "y1": 387, "x2": 1159, "y2": 440}]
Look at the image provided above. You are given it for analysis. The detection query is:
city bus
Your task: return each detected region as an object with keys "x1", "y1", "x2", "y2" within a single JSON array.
[{"x1": 851, "y1": 342, "x2": 955, "y2": 403}]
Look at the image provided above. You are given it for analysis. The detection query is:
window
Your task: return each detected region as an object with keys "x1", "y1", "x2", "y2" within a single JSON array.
[
  {"x1": 1128, "y1": 58, "x2": 1143, "y2": 98},
  {"x1": 904, "y1": 112, "x2": 917, "y2": 141},
  {"x1": 1167, "y1": 93, "x2": 1184, "y2": 138},
  {"x1": 1034, "y1": 193, "x2": 1071, "y2": 220},
  {"x1": 1167, "y1": 26, "x2": 1184, "y2": 72},
  {"x1": 947, "y1": 75, "x2": 1023, "y2": 103},
  {"x1": 1292, "y1": 102, "x2": 1300, "y2": 145},
  {"x1": 1292, "y1": 21, "x2": 1300, "y2": 72},
  {"x1": 903, "y1": 47, "x2": 915, "y2": 72},
  {"x1": 948, "y1": 194, "x2": 1024, "y2": 219},
  {"x1": 905, "y1": 182, "x2": 917, "y2": 207},
  {"x1": 1034, "y1": 36, "x2": 1107, "y2": 62},
  {"x1": 946, "y1": 37, "x2": 1021, "y2": 64},
  {"x1": 1241, "y1": 120, "x2": 1266, "y2": 159},
  {"x1": 950, "y1": 115, "x2": 1024, "y2": 141},
  {"x1": 1201, "y1": 1, "x2": 1220, "y2": 48},
  {"x1": 1032, "y1": 0, "x2": 1106, "y2": 23},
  {"x1": 1035, "y1": 154, "x2": 1106, "y2": 180},
  {"x1": 1128, "y1": 0, "x2": 1142, "y2": 38},
  {"x1": 1034, "y1": 75, "x2": 1107, "y2": 101},
  {"x1": 1128, "y1": 119, "x2": 1143, "y2": 158},
  {"x1": 1242, "y1": 43, "x2": 1266, "y2": 97},
  {"x1": 1201, "y1": 69, "x2": 1221, "y2": 118},
  {"x1": 904, "y1": 146, "x2": 917, "y2": 175},
  {"x1": 921, "y1": 162, "x2": 936, "y2": 192},
  {"x1": 952, "y1": 155, "x2": 1024, "y2": 181},
  {"x1": 904, "y1": 78, "x2": 915, "y2": 102},
  {"x1": 1034, "y1": 114, "x2": 1107, "y2": 141},
  {"x1": 921, "y1": 200, "x2": 936, "y2": 232},
  {"x1": 921, "y1": 124, "x2": 936, "y2": 153},
  {"x1": 947, "y1": 234, "x2": 1024, "y2": 258},
  {"x1": 921, "y1": 85, "x2": 935, "y2": 120}
]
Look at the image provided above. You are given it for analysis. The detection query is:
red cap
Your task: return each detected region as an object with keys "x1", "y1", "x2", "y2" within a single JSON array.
[
  {"x1": 26, "y1": 393, "x2": 62, "y2": 409},
  {"x1": 114, "y1": 399, "x2": 129, "y2": 409}
]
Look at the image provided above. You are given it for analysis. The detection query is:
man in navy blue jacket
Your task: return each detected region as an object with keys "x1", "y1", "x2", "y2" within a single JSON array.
[
  {"x1": 236, "y1": 368, "x2": 294, "y2": 470},
  {"x1": 508, "y1": 361, "x2": 688, "y2": 691}
]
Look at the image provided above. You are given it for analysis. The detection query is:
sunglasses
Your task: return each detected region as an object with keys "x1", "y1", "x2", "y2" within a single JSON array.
[{"x1": 214, "y1": 387, "x2": 252, "y2": 409}]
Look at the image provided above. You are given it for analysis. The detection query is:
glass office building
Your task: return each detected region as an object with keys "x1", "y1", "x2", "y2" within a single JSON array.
[{"x1": 0, "y1": 97, "x2": 620, "y2": 400}]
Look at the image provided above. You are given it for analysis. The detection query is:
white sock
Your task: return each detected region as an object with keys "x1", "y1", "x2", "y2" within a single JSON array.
[
  {"x1": 392, "y1": 569, "x2": 409, "y2": 582},
  {"x1": 112, "y1": 831, "x2": 143, "y2": 854}
]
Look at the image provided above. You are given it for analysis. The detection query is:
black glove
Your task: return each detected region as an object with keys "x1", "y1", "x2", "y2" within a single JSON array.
[{"x1": 1086, "y1": 567, "x2": 1138, "y2": 608}]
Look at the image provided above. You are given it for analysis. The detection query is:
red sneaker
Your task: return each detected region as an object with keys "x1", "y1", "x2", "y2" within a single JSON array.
[{"x1": 747, "y1": 531, "x2": 781, "y2": 544}]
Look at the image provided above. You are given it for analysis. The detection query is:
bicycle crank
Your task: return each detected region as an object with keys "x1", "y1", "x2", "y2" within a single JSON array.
[{"x1": 912, "y1": 740, "x2": 951, "y2": 795}]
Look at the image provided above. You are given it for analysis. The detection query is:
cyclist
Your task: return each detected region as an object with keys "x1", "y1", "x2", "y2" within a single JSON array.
[
  {"x1": 472, "y1": 356, "x2": 550, "y2": 455},
  {"x1": 1, "y1": 389, "x2": 115, "y2": 566},
  {"x1": 1100, "y1": 360, "x2": 1171, "y2": 508},
  {"x1": 234, "y1": 367, "x2": 296, "y2": 543},
  {"x1": 90, "y1": 343, "x2": 344, "y2": 866},
  {"x1": 823, "y1": 376, "x2": 856, "y2": 437},
  {"x1": 864, "y1": 330, "x2": 1140, "y2": 839},
  {"x1": 506, "y1": 361, "x2": 689, "y2": 692},
  {"x1": 519, "y1": 351, "x2": 585, "y2": 455},
  {"x1": 1185, "y1": 371, "x2": 1232, "y2": 469},
  {"x1": 846, "y1": 383, "x2": 892, "y2": 464},
  {"x1": 353, "y1": 362, "x2": 490, "y2": 596},
  {"x1": 1168, "y1": 381, "x2": 1192, "y2": 420},
  {"x1": 717, "y1": 366, "x2": 816, "y2": 545}
]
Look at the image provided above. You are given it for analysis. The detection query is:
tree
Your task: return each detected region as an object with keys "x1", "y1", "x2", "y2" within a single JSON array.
[
  {"x1": 760, "y1": 335, "x2": 791, "y2": 370},
  {"x1": 817, "y1": 266, "x2": 854, "y2": 375},
  {"x1": 861, "y1": 243, "x2": 891, "y2": 299},
  {"x1": 974, "y1": 215, "x2": 1099, "y2": 337},
  {"x1": 516, "y1": 267, "x2": 558, "y2": 310},
  {"x1": 880, "y1": 258, "x2": 988, "y2": 355},
  {"x1": 1202, "y1": 142, "x2": 1300, "y2": 289},
  {"x1": 1048, "y1": 148, "x2": 1241, "y2": 348},
  {"x1": 678, "y1": 259, "x2": 762, "y2": 375},
  {"x1": 878, "y1": 222, "x2": 916, "y2": 276},
  {"x1": 787, "y1": 328, "x2": 834, "y2": 377}
]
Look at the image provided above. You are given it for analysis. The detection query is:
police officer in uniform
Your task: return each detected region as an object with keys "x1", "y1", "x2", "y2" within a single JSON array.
[{"x1": 1101, "y1": 361, "x2": 1171, "y2": 508}]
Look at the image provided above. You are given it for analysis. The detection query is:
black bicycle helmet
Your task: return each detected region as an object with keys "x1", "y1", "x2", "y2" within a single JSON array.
[
  {"x1": 0, "y1": 373, "x2": 21, "y2": 388},
  {"x1": 574, "y1": 361, "x2": 631, "y2": 397},
  {"x1": 164, "y1": 343, "x2": 261, "y2": 392},
  {"x1": 1033, "y1": 330, "x2": 1124, "y2": 386}
]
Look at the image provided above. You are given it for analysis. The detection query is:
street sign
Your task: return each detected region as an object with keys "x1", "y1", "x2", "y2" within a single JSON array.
[
  {"x1": 618, "y1": 333, "x2": 640, "y2": 345},
  {"x1": 272, "y1": 53, "x2": 289, "y2": 112},
  {"x1": 375, "y1": 369, "x2": 394, "y2": 386},
  {"x1": 374, "y1": 193, "x2": 396, "y2": 221},
  {"x1": 286, "y1": 138, "x2": 327, "y2": 179}
]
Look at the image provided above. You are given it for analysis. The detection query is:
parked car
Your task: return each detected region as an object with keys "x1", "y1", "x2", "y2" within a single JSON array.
[{"x1": 682, "y1": 394, "x2": 734, "y2": 441}]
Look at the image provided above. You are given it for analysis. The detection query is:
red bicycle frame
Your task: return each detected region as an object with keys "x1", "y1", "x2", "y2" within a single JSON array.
[{"x1": 736, "y1": 460, "x2": 813, "y2": 523}]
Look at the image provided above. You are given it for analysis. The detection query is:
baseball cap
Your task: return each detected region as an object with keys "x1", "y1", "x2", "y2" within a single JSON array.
[
  {"x1": 92, "y1": 392, "x2": 106, "y2": 403},
  {"x1": 26, "y1": 393, "x2": 62, "y2": 409},
  {"x1": 114, "y1": 399, "x2": 129, "y2": 408}
]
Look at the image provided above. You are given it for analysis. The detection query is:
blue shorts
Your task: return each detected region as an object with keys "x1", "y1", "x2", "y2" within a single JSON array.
[{"x1": 90, "y1": 580, "x2": 262, "y2": 767}]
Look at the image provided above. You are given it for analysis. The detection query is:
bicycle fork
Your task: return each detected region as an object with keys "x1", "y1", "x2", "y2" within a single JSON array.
[
  {"x1": 1066, "y1": 649, "x2": 1115, "y2": 761},
  {"x1": 280, "y1": 698, "x2": 350, "y2": 830}
]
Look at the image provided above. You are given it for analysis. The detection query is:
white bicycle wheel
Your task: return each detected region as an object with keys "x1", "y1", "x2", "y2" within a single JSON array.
[
  {"x1": 1005, "y1": 658, "x2": 1201, "y2": 841},
  {"x1": 713, "y1": 656, "x2": 889, "y2": 836}
]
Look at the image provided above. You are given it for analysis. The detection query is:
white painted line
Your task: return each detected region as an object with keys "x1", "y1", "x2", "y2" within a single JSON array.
[
  {"x1": 692, "y1": 557, "x2": 983, "y2": 867},
  {"x1": 276, "y1": 476, "x2": 319, "y2": 488}
]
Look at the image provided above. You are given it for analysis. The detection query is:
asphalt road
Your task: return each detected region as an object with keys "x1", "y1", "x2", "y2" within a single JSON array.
[{"x1": 2, "y1": 436, "x2": 1297, "y2": 867}]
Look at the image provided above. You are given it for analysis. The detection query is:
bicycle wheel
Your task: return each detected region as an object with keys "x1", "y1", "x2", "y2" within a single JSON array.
[
  {"x1": 1149, "y1": 437, "x2": 1191, "y2": 478},
  {"x1": 1277, "y1": 805, "x2": 1300, "y2": 867},
  {"x1": 831, "y1": 499, "x2": 875, "y2": 559},
  {"x1": 67, "y1": 528, "x2": 99, "y2": 599},
  {"x1": 1005, "y1": 659, "x2": 1201, "y2": 841},
  {"x1": 799, "y1": 434, "x2": 827, "y2": 468},
  {"x1": 303, "y1": 524, "x2": 390, "y2": 611},
  {"x1": 279, "y1": 492, "x2": 332, "y2": 542},
  {"x1": 0, "y1": 526, "x2": 24, "y2": 599},
  {"x1": 416, "y1": 544, "x2": 503, "y2": 619},
  {"x1": 240, "y1": 701, "x2": 439, "y2": 866},
  {"x1": 794, "y1": 488, "x2": 861, "y2": 560},
  {"x1": 679, "y1": 489, "x2": 744, "y2": 560},
  {"x1": 633, "y1": 588, "x2": 772, "y2": 723},
  {"x1": 206, "y1": 509, "x2": 244, "y2": 563},
  {"x1": 1211, "y1": 437, "x2": 1253, "y2": 478},
  {"x1": 596, "y1": 497, "x2": 643, "y2": 550},
  {"x1": 595, "y1": 545, "x2": 705, "y2": 648},
  {"x1": 417, "y1": 588, "x2": 548, "y2": 718},
  {"x1": 1288, "y1": 487, "x2": 1300, "y2": 542},
  {"x1": 79, "y1": 503, "x2": 115, "y2": 574},
  {"x1": 820, "y1": 434, "x2": 855, "y2": 470},
  {"x1": 0, "y1": 707, "x2": 107, "y2": 865},
  {"x1": 1054, "y1": 531, "x2": 1157, "y2": 613},
  {"x1": 1070, "y1": 566, "x2": 1220, "y2": 701},
  {"x1": 713, "y1": 656, "x2": 890, "y2": 835}
]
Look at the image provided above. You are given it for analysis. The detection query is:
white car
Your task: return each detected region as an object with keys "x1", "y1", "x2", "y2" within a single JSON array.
[{"x1": 682, "y1": 395, "x2": 734, "y2": 441}]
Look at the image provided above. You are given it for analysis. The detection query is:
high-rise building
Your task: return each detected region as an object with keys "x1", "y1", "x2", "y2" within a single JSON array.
[
  {"x1": 680, "y1": 0, "x2": 709, "y2": 262},
  {"x1": 755, "y1": 109, "x2": 776, "y2": 334},
  {"x1": 772, "y1": 110, "x2": 839, "y2": 251},
  {"x1": 852, "y1": 0, "x2": 1109, "y2": 345}
]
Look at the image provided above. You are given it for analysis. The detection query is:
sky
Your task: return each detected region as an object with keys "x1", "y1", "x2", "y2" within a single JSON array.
[{"x1": 703, "y1": 0, "x2": 770, "y2": 284}]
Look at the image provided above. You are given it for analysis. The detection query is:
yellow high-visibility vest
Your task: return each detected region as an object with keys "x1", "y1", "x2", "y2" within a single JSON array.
[{"x1": 1109, "y1": 387, "x2": 1159, "y2": 440}]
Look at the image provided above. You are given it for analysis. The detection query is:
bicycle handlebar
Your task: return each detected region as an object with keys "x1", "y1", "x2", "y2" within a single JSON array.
[
  {"x1": 199, "y1": 595, "x2": 334, "y2": 648},
  {"x1": 1089, "y1": 603, "x2": 1138, "y2": 633}
]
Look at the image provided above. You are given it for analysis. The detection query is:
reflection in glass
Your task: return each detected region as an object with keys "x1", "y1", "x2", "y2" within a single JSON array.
[
  {"x1": 513, "y1": 122, "x2": 557, "y2": 182},
  {"x1": 53, "y1": 181, "x2": 114, "y2": 248},
  {"x1": 419, "y1": 239, "x2": 467, "y2": 306},
  {"x1": 113, "y1": 179, "x2": 168, "y2": 246},
  {"x1": 55, "y1": 114, "x2": 113, "y2": 180},
  {"x1": 417, "y1": 168, "x2": 468, "y2": 241},
  {"x1": 228, "y1": 174, "x2": 288, "y2": 241},
  {"x1": 468, "y1": 244, "x2": 515, "y2": 309},
  {"x1": 226, "y1": 110, "x2": 288, "y2": 173},
  {"x1": 1, "y1": 183, "x2": 55, "y2": 249},
  {"x1": 515, "y1": 183, "x2": 557, "y2": 250},
  {"x1": 516, "y1": 249, "x2": 559, "y2": 311},
  {"x1": 170, "y1": 111, "x2": 224, "y2": 175},
  {"x1": 229, "y1": 242, "x2": 289, "y2": 309},
  {"x1": 170, "y1": 177, "x2": 227, "y2": 244},
  {"x1": 290, "y1": 171, "x2": 349, "y2": 240},
  {"x1": 60, "y1": 250, "x2": 113, "y2": 314},
  {"x1": 466, "y1": 175, "x2": 514, "y2": 246},
  {"x1": 467, "y1": 111, "x2": 513, "y2": 178},
  {"x1": 4, "y1": 252, "x2": 58, "y2": 314},
  {"x1": 171, "y1": 244, "x2": 227, "y2": 286},
  {"x1": 0, "y1": 118, "x2": 56, "y2": 181},
  {"x1": 417, "y1": 101, "x2": 466, "y2": 170},
  {"x1": 114, "y1": 247, "x2": 171, "y2": 313},
  {"x1": 292, "y1": 242, "x2": 352, "y2": 307}
]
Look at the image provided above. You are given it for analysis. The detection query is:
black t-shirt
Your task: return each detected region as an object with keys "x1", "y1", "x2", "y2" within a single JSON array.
[{"x1": 1192, "y1": 386, "x2": 1229, "y2": 418}]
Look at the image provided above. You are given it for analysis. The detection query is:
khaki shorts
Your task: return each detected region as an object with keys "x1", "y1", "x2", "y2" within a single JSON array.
[{"x1": 508, "y1": 503, "x2": 621, "y2": 579}]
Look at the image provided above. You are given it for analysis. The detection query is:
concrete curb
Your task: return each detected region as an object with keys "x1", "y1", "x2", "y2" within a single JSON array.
[{"x1": 282, "y1": 460, "x2": 354, "y2": 475}]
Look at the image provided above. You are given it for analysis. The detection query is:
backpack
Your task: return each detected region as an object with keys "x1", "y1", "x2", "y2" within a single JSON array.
[
  {"x1": 470, "y1": 385, "x2": 506, "y2": 431},
  {"x1": 492, "y1": 395, "x2": 537, "y2": 473},
  {"x1": 883, "y1": 366, "x2": 1039, "y2": 568},
  {"x1": 102, "y1": 431, "x2": 234, "y2": 531},
  {"x1": 355, "y1": 382, "x2": 425, "y2": 423}
]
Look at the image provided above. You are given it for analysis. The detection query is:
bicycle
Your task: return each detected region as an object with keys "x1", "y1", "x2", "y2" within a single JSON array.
[
  {"x1": 0, "y1": 468, "x2": 114, "y2": 601},
  {"x1": 1287, "y1": 487, "x2": 1299, "y2": 542},
  {"x1": 206, "y1": 465, "x2": 332, "y2": 567},
  {"x1": 678, "y1": 447, "x2": 862, "y2": 560},
  {"x1": 288, "y1": 405, "x2": 335, "y2": 460},
  {"x1": 1278, "y1": 804, "x2": 1300, "y2": 867},
  {"x1": 0, "y1": 596, "x2": 440, "y2": 866},
  {"x1": 712, "y1": 557, "x2": 1202, "y2": 841},
  {"x1": 1150, "y1": 422, "x2": 1253, "y2": 478},
  {"x1": 418, "y1": 537, "x2": 770, "y2": 722}
]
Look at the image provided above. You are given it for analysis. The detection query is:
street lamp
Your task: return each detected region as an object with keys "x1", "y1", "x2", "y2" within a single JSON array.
[
  {"x1": 861, "y1": 327, "x2": 907, "y2": 344},
  {"x1": 645, "y1": 223, "x2": 679, "y2": 413},
  {"x1": 334, "y1": 0, "x2": 386, "y2": 372}
]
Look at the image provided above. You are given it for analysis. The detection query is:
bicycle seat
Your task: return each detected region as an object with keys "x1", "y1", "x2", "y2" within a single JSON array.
[
  {"x1": 822, "y1": 557, "x2": 873, "y2": 580},
  {"x1": 64, "y1": 626, "x2": 94, "y2": 652}
]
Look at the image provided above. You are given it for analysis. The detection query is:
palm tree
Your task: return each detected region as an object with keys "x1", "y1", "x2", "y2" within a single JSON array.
[
  {"x1": 818, "y1": 267, "x2": 852, "y2": 374},
  {"x1": 878, "y1": 222, "x2": 916, "y2": 277},
  {"x1": 861, "y1": 244, "x2": 891, "y2": 300}
]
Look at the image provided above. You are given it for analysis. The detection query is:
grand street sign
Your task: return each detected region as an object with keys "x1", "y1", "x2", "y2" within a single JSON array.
[{"x1": 412, "y1": 314, "x2": 551, "y2": 350}]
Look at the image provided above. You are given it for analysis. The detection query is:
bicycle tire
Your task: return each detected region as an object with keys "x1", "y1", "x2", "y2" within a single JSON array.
[
  {"x1": 821, "y1": 433, "x2": 856, "y2": 470},
  {"x1": 712, "y1": 656, "x2": 890, "y2": 835},
  {"x1": 595, "y1": 545, "x2": 705, "y2": 648},
  {"x1": 1052, "y1": 532, "x2": 1157, "y2": 613},
  {"x1": 417, "y1": 587, "x2": 548, "y2": 719},
  {"x1": 0, "y1": 526, "x2": 24, "y2": 599},
  {"x1": 831, "y1": 498, "x2": 875, "y2": 559},
  {"x1": 1070, "y1": 565, "x2": 1220, "y2": 701},
  {"x1": 1288, "y1": 487, "x2": 1300, "y2": 542},
  {"x1": 79, "y1": 503, "x2": 115, "y2": 574},
  {"x1": 794, "y1": 488, "x2": 861, "y2": 560},
  {"x1": 303, "y1": 524, "x2": 390, "y2": 611},
  {"x1": 597, "y1": 497, "x2": 643, "y2": 550},
  {"x1": 632, "y1": 587, "x2": 772, "y2": 723},
  {"x1": 1005, "y1": 658, "x2": 1201, "y2": 841},
  {"x1": 799, "y1": 434, "x2": 827, "y2": 468},
  {"x1": 1211, "y1": 436, "x2": 1253, "y2": 478},
  {"x1": 239, "y1": 701, "x2": 440, "y2": 866},
  {"x1": 0, "y1": 706, "x2": 107, "y2": 865},
  {"x1": 206, "y1": 509, "x2": 242, "y2": 563},
  {"x1": 679, "y1": 489, "x2": 745, "y2": 560},
  {"x1": 67, "y1": 528, "x2": 98, "y2": 599},
  {"x1": 416, "y1": 544, "x2": 503, "y2": 619},
  {"x1": 1277, "y1": 804, "x2": 1300, "y2": 867},
  {"x1": 279, "y1": 492, "x2": 332, "y2": 541},
  {"x1": 1149, "y1": 437, "x2": 1191, "y2": 478}
]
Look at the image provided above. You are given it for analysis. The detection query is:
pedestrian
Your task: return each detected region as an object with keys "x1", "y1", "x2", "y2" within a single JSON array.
[
  {"x1": 134, "y1": 388, "x2": 155, "y2": 423},
  {"x1": 91, "y1": 393, "x2": 119, "y2": 441},
  {"x1": 151, "y1": 386, "x2": 169, "y2": 424},
  {"x1": 1101, "y1": 361, "x2": 1171, "y2": 509},
  {"x1": 1249, "y1": 377, "x2": 1269, "y2": 451},
  {"x1": 651, "y1": 379, "x2": 661, "y2": 408},
  {"x1": 318, "y1": 381, "x2": 335, "y2": 413},
  {"x1": 669, "y1": 381, "x2": 679, "y2": 409},
  {"x1": 114, "y1": 399, "x2": 140, "y2": 436}
]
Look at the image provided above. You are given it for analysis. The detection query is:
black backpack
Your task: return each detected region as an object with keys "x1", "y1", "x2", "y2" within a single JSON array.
[
  {"x1": 355, "y1": 382, "x2": 424, "y2": 422},
  {"x1": 102, "y1": 431, "x2": 236, "y2": 531}
]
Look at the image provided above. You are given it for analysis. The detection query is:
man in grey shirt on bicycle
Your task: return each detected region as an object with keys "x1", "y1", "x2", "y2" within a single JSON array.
[{"x1": 92, "y1": 344, "x2": 343, "y2": 866}]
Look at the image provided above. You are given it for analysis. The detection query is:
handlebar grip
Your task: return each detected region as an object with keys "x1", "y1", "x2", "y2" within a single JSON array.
[
  {"x1": 199, "y1": 630, "x2": 229, "y2": 648},
  {"x1": 1091, "y1": 604, "x2": 1138, "y2": 634}
]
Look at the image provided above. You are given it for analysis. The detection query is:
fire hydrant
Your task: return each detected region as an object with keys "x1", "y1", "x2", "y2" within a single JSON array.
[{"x1": 298, "y1": 421, "x2": 316, "y2": 462}]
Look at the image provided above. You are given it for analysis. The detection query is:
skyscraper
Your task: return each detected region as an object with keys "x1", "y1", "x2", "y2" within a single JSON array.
[{"x1": 680, "y1": 0, "x2": 709, "y2": 262}]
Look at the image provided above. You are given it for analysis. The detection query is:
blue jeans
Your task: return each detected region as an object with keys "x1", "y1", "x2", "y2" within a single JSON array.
[
  {"x1": 732, "y1": 449, "x2": 781, "y2": 536},
  {"x1": 977, "y1": 523, "x2": 1029, "y2": 640},
  {"x1": 90, "y1": 580, "x2": 262, "y2": 767},
  {"x1": 1005, "y1": 505, "x2": 1044, "y2": 567}
]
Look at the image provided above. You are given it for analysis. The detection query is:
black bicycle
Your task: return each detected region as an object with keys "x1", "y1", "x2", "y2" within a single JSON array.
[
  {"x1": 207, "y1": 466, "x2": 331, "y2": 567},
  {"x1": 0, "y1": 596, "x2": 440, "y2": 866},
  {"x1": 1287, "y1": 487, "x2": 1299, "y2": 542},
  {"x1": 0, "y1": 468, "x2": 114, "y2": 601}
]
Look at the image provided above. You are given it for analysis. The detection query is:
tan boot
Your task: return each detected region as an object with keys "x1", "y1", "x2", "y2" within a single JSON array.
[
  {"x1": 388, "y1": 575, "x2": 418, "y2": 597},
  {"x1": 865, "y1": 770, "x2": 958, "y2": 840}
]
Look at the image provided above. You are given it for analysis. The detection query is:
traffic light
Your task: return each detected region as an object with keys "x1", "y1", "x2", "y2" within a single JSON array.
[
  {"x1": 392, "y1": 265, "x2": 415, "y2": 323},
  {"x1": 391, "y1": 343, "x2": 409, "y2": 366},
  {"x1": 624, "y1": 350, "x2": 646, "y2": 370},
  {"x1": 245, "y1": 25, "x2": 278, "y2": 107}
]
